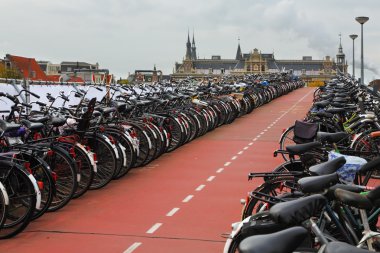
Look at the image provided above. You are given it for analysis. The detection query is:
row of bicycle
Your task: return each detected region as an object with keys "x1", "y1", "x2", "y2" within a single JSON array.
[
  {"x1": 0, "y1": 74, "x2": 303, "y2": 239},
  {"x1": 224, "y1": 76, "x2": 380, "y2": 252}
]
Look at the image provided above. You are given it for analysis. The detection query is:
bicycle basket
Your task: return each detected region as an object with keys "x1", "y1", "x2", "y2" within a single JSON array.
[{"x1": 293, "y1": 120, "x2": 318, "y2": 144}]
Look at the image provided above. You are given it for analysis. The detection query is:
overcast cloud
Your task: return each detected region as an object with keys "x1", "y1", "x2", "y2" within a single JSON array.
[{"x1": 0, "y1": 0, "x2": 379, "y2": 82}]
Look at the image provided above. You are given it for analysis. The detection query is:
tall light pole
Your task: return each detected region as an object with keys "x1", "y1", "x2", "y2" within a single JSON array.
[
  {"x1": 349, "y1": 34, "x2": 358, "y2": 78},
  {"x1": 355, "y1": 16, "x2": 369, "y2": 85}
]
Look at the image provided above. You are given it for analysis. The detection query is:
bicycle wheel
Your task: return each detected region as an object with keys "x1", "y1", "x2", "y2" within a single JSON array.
[
  {"x1": 28, "y1": 155, "x2": 54, "y2": 220},
  {"x1": 242, "y1": 177, "x2": 298, "y2": 219},
  {"x1": 86, "y1": 133, "x2": 117, "y2": 190},
  {"x1": 44, "y1": 146, "x2": 78, "y2": 212},
  {"x1": 60, "y1": 143, "x2": 95, "y2": 198},
  {"x1": 279, "y1": 125, "x2": 295, "y2": 161},
  {"x1": 5, "y1": 151, "x2": 54, "y2": 221},
  {"x1": 0, "y1": 161, "x2": 36, "y2": 239},
  {"x1": 0, "y1": 181, "x2": 8, "y2": 229}
]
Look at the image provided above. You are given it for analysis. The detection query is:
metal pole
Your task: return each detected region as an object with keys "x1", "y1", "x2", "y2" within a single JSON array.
[
  {"x1": 352, "y1": 39, "x2": 355, "y2": 78},
  {"x1": 360, "y1": 23, "x2": 364, "y2": 84},
  {"x1": 349, "y1": 35, "x2": 358, "y2": 78},
  {"x1": 356, "y1": 16, "x2": 369, "y2": 85}
]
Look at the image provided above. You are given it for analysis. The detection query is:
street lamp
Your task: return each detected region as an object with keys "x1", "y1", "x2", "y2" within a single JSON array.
[
  {"x1": 349, "y1": 34, "x2": 358, "y2": 78},
  {"x1": 355, "y1": 16, "x2": 369, "y2": 85}
]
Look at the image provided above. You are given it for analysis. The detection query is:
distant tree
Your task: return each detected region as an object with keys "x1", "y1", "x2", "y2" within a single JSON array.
[{"x1": 0, "y1": 63, "x2": 22, "y2": 79}]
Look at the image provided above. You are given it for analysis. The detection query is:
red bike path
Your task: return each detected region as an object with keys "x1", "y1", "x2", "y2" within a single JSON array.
[{"x1": 0, "y1": 87, "x2": 315, "y2": 253}]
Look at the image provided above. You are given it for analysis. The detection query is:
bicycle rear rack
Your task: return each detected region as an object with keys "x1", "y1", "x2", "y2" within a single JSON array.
[{"x1": 248, "y1": 171, "x2": 304, "y2": 181}]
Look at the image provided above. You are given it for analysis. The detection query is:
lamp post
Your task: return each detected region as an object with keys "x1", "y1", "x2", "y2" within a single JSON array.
[
  {"x1": 355, "y1": 16, "x2": 369, "y2": 85},
  {"x1": 349, "y1": 34, "x2": 358, "y2": 78}
]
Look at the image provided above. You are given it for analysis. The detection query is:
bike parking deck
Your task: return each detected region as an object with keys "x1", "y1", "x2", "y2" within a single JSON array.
[{"x1": 0, "y1": 87, "x2": 315, "y2": 253}]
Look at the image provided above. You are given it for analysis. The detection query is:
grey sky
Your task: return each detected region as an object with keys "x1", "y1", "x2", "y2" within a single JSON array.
[{"x1": 1, "y1": 0, "x2": 379, "y2": 82}]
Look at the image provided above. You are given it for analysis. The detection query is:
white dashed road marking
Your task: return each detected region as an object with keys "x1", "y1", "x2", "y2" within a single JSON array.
[
  {"x1": 207, "y1": 176, "x2": 216, "y2": 182},
  {"x1": 224, "y1": 162, "x2": 231, "y2": 166},
  {"x1": 166, "y1": 208, "x2": 180, "y2": 217},
  {"x1": 231, "y1": 156, "x2": 237, "y2": 160},
  {"x1": 123, "y1": 242, "x2": 142, "y2": 253},
  {"x1": 196, "y1": 184, "x2": 206, "y2": 191},
  {"x1": 146, "y1": 223, "x2": 162, "y2": 234},
  {"x1": 182, "y1": 195, "x2": 194, "y2": 203},
  {"x1": 216, "y1": 168, "x2": 224, "y2": 173}
]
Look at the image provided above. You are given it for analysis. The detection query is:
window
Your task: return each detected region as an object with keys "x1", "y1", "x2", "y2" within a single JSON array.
[
  {"x1": 221, "y1": 68, "x2": 225, "y2": 74},
  {"x1": 31, "y1": 71, "x2": 36, "y2": 78},
  {"x1": 253, "y1": 64, "x2": 258, "y2": 71},
  {"x1": 209, "y1": 68, "x2": 213, "y2": 74},
  {"x1": 67, "y1": 67, "x2": 72, "y2": 72}
]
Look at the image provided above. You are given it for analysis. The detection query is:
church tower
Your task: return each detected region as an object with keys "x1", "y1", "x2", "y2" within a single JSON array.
[
  {"x1": 235, "y1": 37, "x2": 243, "y2": 61},
  {"x1": 336, "y1": 34, "x2": 347, "y2": 74},
  {"x1": 185, "y1": 31, "x2": 192, "y2": 60},
  {"x1": 191, "y1": 32, "x2": 197, "y2": 60},
  {"x1": 183, "y1": 30, "x2": 193, "y2": 73}
]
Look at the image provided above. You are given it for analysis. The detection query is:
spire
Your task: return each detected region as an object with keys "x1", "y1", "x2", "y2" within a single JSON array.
[
  {"x1": 338, "y1": 33, "x2": 343, "y2": 53},
  {"x1": 235, "y1": 37, "x2": 243, "y2": 61},
  {"x1": 185, "y1": 29, "x2": 192, "y2": 60},
  {"x1": 191, "y1": 30, "x2": 197, "y2": 60},
  {"x1": 336, "y1": 33, "x2": 346, "y2": 73}
]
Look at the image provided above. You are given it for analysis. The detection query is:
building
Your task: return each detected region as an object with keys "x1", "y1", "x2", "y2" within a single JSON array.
[
  {"x1": 3, "y1": 54, "x2": 48, "y2": 80},
  {"x1": 1, "y1": 54, "x2": 112, "y2": 83},
  {"x1": 172, "y1": 32, "x2": 347, "y2": 84},
  {"x1": 127, "y1": 65, "x2": 170, "y2": 83}
]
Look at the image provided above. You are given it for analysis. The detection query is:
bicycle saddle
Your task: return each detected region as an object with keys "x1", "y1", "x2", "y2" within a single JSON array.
[
  {"x1": 325, "y1": 241, "x2": 371, "y2": 253},
  {"x1": 286, "y1": 141, "x2": 321, "y2": 156},
  {"x1": 316, "y1": 132, "x2": 349, "y2": 144},
  {"x1": 50, "y1": 117, "x2": 66, "y2": 127},
  {"x1": 335, "y1": 188, "x2": 373, "y2": 210},
  {"x1": 269, "y1": 194, "x2": 326, "y2": 226},
  {"x1": 314, "y1": 100, "x2": 330, "y2": 108},
  {"x1": 309, "y1": 156, "x2": 346, "y2": 175},
  {"x1": 0, "y1": 119, "x2": 21, "y2": 133},
  {"x1": 326, "y1": 184, "x2": 363, "y2": 200},
  {"x1": 335, "y1": 93, "x2": 351, "y2": 97},
  {"x1": 315, "y1": 111, "x2": 334, "y2": 118},
  {"x1": 326, "y1": 107, "x2": 345, "y2": 114},
  {"x1": 29, "y1": 116, "x2": 50, "y2": 123},
  {"x1": 359, "y1": 157, "x2": 380, "y2": 174},
  {"x1": 299, "y1": 173, "x2": 339, "y2": 194},
  {"x1": 319, "y1": 94, "x2": 334, "y2": 99},
  {"x1": 21, "y1": 119, "x2": 44, "y2": 131},
  {"x1": 239, "y1": 226, "x2": 308, "y2": 253}
]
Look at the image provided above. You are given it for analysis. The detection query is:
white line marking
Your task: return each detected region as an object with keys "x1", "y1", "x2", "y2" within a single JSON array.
[
  {"x1": 263, "y1": 129, "x2": 268, "y2": 132},
  {"x1": 166, "y1": 208, "x2": 180, "y2": 217},
  {"x1": 237, "y1": 151, "x2": 243, "y2": 155},
  {"x1": 224, "y1": 161, "x2": 231, "y2": 166},
  {"x1": 196, "y1": 184, "x2": 206, "y2": 191},
  {"x1": 207, "y1": 176, "x2": 216, "y2": 182},
  {"x1": 146, "y1": 223, "x2": 162, "y2": 234},
  {"x1": 248, "y1": 142, "x2": 253, "y2": 146},
  {"x1": 243, "y1": 146, "x2": 249, "y2": 150},
  {"x1": 182, "y1": 195, "x2": 194, "y2": 203},
  {"x1": 252, "y1": 138, "x2": 258, "y2": 141},
  {"x1": 260, "y1": 132, "x2": 264, "y2": 135},
  {"x1": 256, "y1": 135, "x2": 261, "y2": 138},
  {"x1": 216, "y1": 168, "x2": 224, "y2": 173},
  {"x1": 123, "y1": 242, "x2": 142, "y2": 253},
  {"x1": 231, "y1": 156, "x2": 237, "y2": 160}
]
